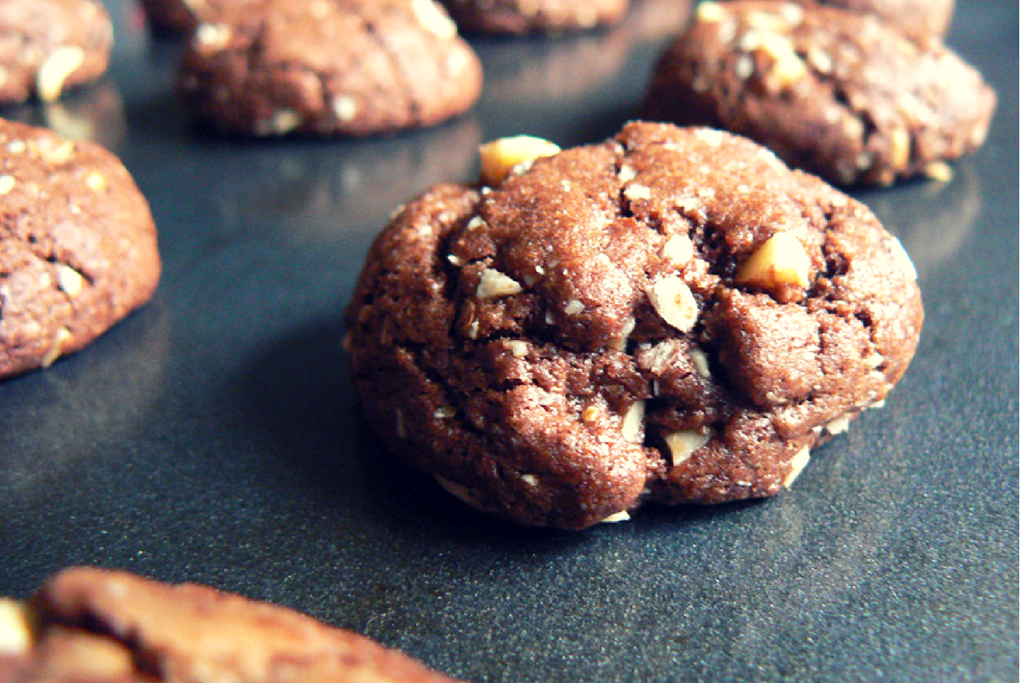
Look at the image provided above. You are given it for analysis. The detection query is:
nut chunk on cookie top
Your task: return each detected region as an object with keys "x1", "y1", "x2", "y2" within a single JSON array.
[
  {"x1": 0, "y1": 118, "x2": 161, "y2": 380},
  {"x1": 177, "y1": 0, "x2": 482, "y2": 137},
  {"x1": 344, "y1": 122, "x2": 923, "y2": 529},
  {"x1": 645, "y1": 1, "x2": 996, "y2": 186},
  {"x1": 0, "y1": 567, "x2": 464, "y2": 682}
]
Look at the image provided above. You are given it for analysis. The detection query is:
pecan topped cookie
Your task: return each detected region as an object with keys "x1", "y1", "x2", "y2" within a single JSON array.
[
  {"x1": 645, "y1": 1, "x2": 995, "y2": 185},
  {"x1": 344, "y1": 122, "x2": 923, "y2": 529}
]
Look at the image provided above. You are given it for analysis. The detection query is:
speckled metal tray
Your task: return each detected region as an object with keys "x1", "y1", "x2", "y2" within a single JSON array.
[{"x1": 0, "y1": 1, "x2": 1017, "y2": 681}]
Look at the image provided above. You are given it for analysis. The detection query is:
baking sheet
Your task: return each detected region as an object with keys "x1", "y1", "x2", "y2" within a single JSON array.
[{"x1": 0, "y1": 1, "x2": 1017, "y2": 680}]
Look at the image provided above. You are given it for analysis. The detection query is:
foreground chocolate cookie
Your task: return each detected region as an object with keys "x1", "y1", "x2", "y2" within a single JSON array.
[
  {"x1": 177, "y1": 0, "x2": 482, "y2": 137},
  {"x1": 441, "y1": 0, "x2": 628, "y2": 35},
  {"x1": 0, "y1": 118, "x2": 160, "y2": 379},
  {"x1": 0, "y1": 0, "x2": 113, "y2": 104},
  {"x1": 645, "y1": 1, "x2": 995, "y2": 185},
  {"x1": 345, "y1": 122, "x2": 924, "y2": 530},
  {"x1": 0, "y1": 567, "x2": 462, "y2": 682}
]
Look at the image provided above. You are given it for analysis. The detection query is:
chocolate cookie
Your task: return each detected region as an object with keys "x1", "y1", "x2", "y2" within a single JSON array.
[
  {"x1": 800, "y1": 0, "x2": 954, "y2": 40},
  {"x1": 440, "y1": 0, "x2": 628, "y2": 35},
  {"x1": 177, "y1": 0, "x2": 483, "y2": 137},
  {"x1": 0, "y1": 567, "x2": 463, "y2": 682},
  {"x1": 645, "y1": 1, "x2": 996, "y2": 186},
  {"x1": 344, "y1": 122, "x2": 924, "y2": 530},
  {"x1": 0, "y1": 118, "x2": 160, "y2": 379},
  {"x1": 139, "y1": 0, "x2": 233, "y2": 33},
  {"x1": 0, "y1": 0, "x2": 113, "y2": 104}
]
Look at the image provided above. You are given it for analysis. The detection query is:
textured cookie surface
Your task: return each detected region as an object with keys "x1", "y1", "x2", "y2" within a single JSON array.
[
  {"x1": 804, "y1": 0, "x2": 954, "y2": 39},
  {"x1": 441, "y1": 0, "x2": 627, "y2": 35},
  {"x1": 645, "y1": 0, "x2": 995, "y2": 185},
  {"x1": 177, "y1": 0, "x2": 482, "y2": 137},
  {"x1": 344, "y1": 122, "x2": 924, "y2": 530},
  {"x1": 0, "y1": 0, "x2": 112, "y2": 104},
  {"x1": 0, "y1": 567, "x2": 463, "y2": 682},
  {"x1": 0, "y1": 118, "x2": 160, "y2": 379}
]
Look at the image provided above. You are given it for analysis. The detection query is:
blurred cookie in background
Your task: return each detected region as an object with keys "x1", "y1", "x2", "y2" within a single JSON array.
[
  {"x1": 0, "y1": 0, "x2": 113, "y2": 104},
  {"x1": 441, "y1": 0, "x2": 628, "y2": 35},
  {"x1": 645, "y1": 1, "x2": 995, "y2": 186},
  {"x1": 177, "y1": 0, "x2": 482, "y2": 136}
]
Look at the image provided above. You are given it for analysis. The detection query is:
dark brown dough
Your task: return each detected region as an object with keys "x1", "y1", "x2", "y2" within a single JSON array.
[
  {"x1": 177, "y1": 0, "x2": 483, "y2": 137},
  {"x1": 645, "y1": 0, "x2": 996, "y2": 186},
  {"x1": 0, "y1": 567, "x2": 463, "y2": 682},
  {"x1": 0, "y1": 118, "x2": 161, "y2": 379},
  {"x1": 344, "y1": 122, "x2": 924, "y2": 529},
  {"x1": 0, "y1": 0, "x2": 112, "y2": 104}
]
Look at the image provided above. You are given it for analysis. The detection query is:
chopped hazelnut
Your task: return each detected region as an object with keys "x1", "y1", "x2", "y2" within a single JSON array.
[
  {"x1": 647, "y1": 276, "x2": 699, "y2": 332},
  {"x1": 476, "y1": 268, "x2": 523, "y2": 299},
  {"x1": 479, "y1": 136, "x2": 561, "y2": 187},
  {"x1": 621, "y1": 400, "x2": 645, "y2": 443},
  {"x1": 735, "y1": 231, "x2": 812, "y2": 294},
  {"x1": 664, "y1": 430, "x2": 709, "y2": 466},
  {"x1": 782, "y1": 446, "x2": 811, "y2": 487},
  {"x1": 0, "y1": 599, "x2": 30, "y2": 654}
]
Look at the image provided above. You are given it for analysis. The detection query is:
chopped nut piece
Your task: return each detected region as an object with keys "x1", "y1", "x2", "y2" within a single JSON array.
[
  {"x1": 664, "y1": 430, "x2": 709, "y2": 466},
  {"x1": 735, "y1": 231, "x2": 812, "y2": 293},
  {"x1": 693, "y1": 128, "x2": 725, "y2": 147},
  {"x1": 690, "y1": 348, "x2": 711, "y2": 379},
  {"x1": 824, "y1": 413, "x2": 852, "y2": 435},
  {"x1": 563, "y1": 299, "x2": 585, "y2": 315},
  {"x1": 601, "y1": 511, "x2": 631, "y2": 523},
  {"x1": 0, "y1": 599, "x2": 30, "y2": 654},
  {"x1": 332, "y1": 95, "x2": 358, "y2": 122},
  {"x1": 37, "y1": 46, "x2": 85, "y2": 102},
  {"x1": 696, "y1": 1, "x2": 725, "y2": 22},
  {"x1": 58, "y1": 264, "x2": 84, "y2": 296},
  {"x1": 662, "y1": 234, "x2": 694, "y2": 266},
  {"x1": 624, "y1": 184, "x2": 651, "y2": 201},
  {"x1": 889, "y1": 127, "x2": 910, "y2": 170},
  {"x1": 782, "y1": 446, "x2": 811, "y2": 487},
  {"x1": 581, "y1": 405, "x2": 600, "y2": 422},
  {"x1": 885, "y1": 235, "x2": 917, "y2": 281},
  {"x1": 479, "y1": 136, "x2": 561, "y2": 187},
  {"x1": 41, "y1": 327, "x2": 73, "y2": 368},
  {"x1": 923, "y1": 161, "x2": 953, "y2": 182},
  {"x1": 196, "y1": 23, "x2": 231, "y2": 49},
  {"x1": 411, "y1": 0, "x2": 457, "y2": 39},
  {"x1": 647, "y1": 275, "x2": 699, "y2": 332},
  {"x1": 269, "y1": 109, "x2": 301, "y2": 135},
  {"x1": 0, "y1": 175, "x2": 14, "y2": 195},
  {"x1": 476, "y1": 268, "x2": 523, "y2": 299},
  {"x1": 521, "y1": 474, "x2": 539, "y2": 487},
  {"x1": 85, "y1": 171, "x2": 106, "y2": 192},
  {"x1": 506, "y1": 340, "x2": 529, "y2": 357},
  {"x1": 621, "y1": 400, "x2": 645, "y2": 443},
  {"x1": 618, "y1": 165, "x2": 637, "y2": 182}
]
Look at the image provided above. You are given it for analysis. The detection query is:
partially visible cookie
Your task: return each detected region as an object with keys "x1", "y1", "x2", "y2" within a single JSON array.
[
  {"x1": 0, "y1": 0, "x2": 113, "y2": 104},
  {"x1": 801, "y1": 0, "x2": 954, "y2": 40},
  {"x1": 0, "y1": 567, "x2": 463, "y2": 682},
  {"x1": 138, "y1": 0, "x2": 234, "y2": 33},
  {"x1": 177, "y1": 0, "x2": 482, "y2": 137},
  {"x1": 344, "y1": 122, "x2": 924, "y2": 530},
  {"x1": 0, "y1": 118, "x2": 160, "y2": 379},
  {"x1": 440, "y1": 0, "x2": 628, "y2": 35},
  {"x1": 645, "y1": 0, "x2": 996, "y2": 185}
]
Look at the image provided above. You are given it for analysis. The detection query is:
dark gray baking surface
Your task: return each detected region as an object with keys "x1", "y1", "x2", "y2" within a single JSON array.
[{"x1": 0, "y1": 0, "x2": 1017, "y2": 680}]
